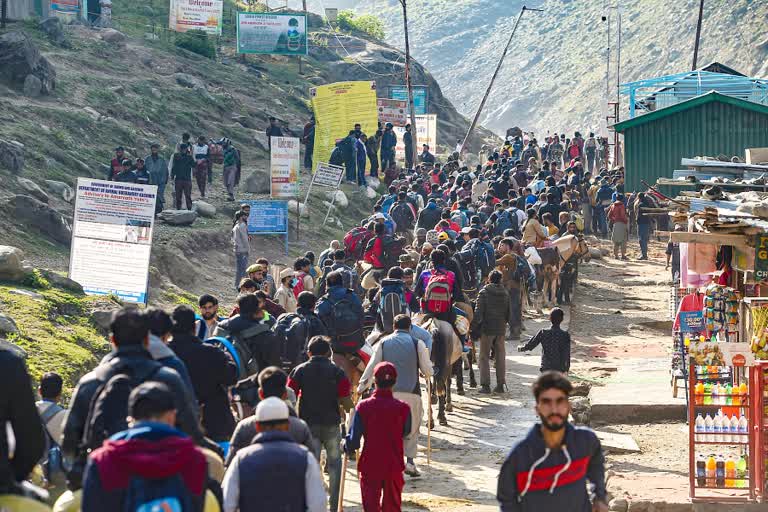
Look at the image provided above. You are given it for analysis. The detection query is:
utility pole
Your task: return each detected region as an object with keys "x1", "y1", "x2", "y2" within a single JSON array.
[
  {"x1": 399, "y1": 0, "x2": 419, "y2": 170},
  {"x1": 459, "y1": 6, "x2": 542, "y2": 154},
  {"x1": 1, "y1": 0, "x2": 7, "y2": 29},
  {"x1": 692, "y1": 0, "x2": 704, "y2": 70}
]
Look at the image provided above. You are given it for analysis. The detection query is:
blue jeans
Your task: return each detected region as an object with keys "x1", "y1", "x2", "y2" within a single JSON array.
[
  {"x1": 310, "y1": 424, "x2": 341, "y2": 512},
  {"x1": 235, "y1": 252, "x2": 248, "y2": 291},
  {"x1": 638, "y1": 223, "x2": 651, "y2": 258},
  {"x1": 594, "y1": 205, "x2": 607, "y2": 237},
  {"x1": 356, "y1": 159, "x2": 367, "y2": 187}
]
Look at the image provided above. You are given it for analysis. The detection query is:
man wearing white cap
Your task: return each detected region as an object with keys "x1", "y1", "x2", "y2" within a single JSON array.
[{"x1": 222, "y1": 397, "x2": 327, "y2": 512}]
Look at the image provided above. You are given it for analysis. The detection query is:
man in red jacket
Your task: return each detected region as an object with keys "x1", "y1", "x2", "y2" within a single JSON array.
[
  {"x1": 343, "y1": 362, "x2": 411, "y2": 512},
  {"x1": 364, "y1": 222, "x2": 387, "y2": 270}
]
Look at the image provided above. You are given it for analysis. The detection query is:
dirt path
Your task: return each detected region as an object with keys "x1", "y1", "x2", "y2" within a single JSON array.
[{"x1": 337, "y1": 237, "x2": 676, "y2": 510}]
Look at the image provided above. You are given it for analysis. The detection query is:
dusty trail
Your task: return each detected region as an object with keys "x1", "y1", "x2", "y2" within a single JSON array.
[{"x1": 337, "y1": 238, "x2": 673, "y2": 511}]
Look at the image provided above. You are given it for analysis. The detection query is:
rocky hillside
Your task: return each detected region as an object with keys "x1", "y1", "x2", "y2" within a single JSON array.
[
  {"x1": 354, "y1": 0, "x2": 768, "y2": 135},
  {"x1": 0, "y1": 5, "x2": 498, "y2": 299}
]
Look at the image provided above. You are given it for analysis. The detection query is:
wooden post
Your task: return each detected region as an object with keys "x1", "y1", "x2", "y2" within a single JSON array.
[
  {"x1": 1, "y1": 0, "x2": 7, "y2": 29},
  {"x1": 400, "y1": 0, "x2": 419, "y2": 170},
  {"x1": 692, "y1": 0, "x2": 705, "y2": 70}
]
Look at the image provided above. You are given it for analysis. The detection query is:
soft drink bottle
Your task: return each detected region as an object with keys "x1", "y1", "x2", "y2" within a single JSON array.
[
  {"x1": 696, "y1": 454, "x2": 706, "y2": 487},
  {"x1": 715, "y1": 456, "x2": 725, "y2": 488},
  {"x1": 736, "y1": 456, "x2": 747, "y2": 488},
  {"x1": 725, "y1": 384, "x2": 732, "y2": 406},
  {"x1": 706, "y1": 455, "x2": 716, "y2": 487},
  {"x1": 739, "y1": 382, "x2": 748, "y2": 399},
  {"x1": 704, "y1": 383, "x2": 713, "y2": 405},
  {"x1": 725, "y1": 456, "x2": 736, "y2": 488}
]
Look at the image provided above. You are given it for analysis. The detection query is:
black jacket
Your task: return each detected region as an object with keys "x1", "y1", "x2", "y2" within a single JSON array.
[
  {"x1": 61, "y1": 345, "x2": 204, "y2": 488},
  {"x1": 521, "y1": 326, "x2": 571, "y2": 373},
  {"x1": 169, "y1": 333, "x2": 238, "y2": 442},
  {"x1": 471, "y1": 283, "x2": 511, "y2": 337},
  {"x1": 171, "y1": 153, "x2": 194, "y2": 182},
  {"x1": 417, "y1": 204, "x2": 442, "y2": 231},
  {"x1": 287, "y1": 356, "x2": 349, "y2": 427},
  {"x1": 0, "y1": 349, "x2": 45, "y2": 493},
  {"x1": 215, "y1": 314, "x2": 281, "y2": 376}
]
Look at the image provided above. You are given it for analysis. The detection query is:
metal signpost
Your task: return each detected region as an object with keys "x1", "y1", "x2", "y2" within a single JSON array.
[
  {"x1": 302, "y1": 162, "x2": 345, "y2": 227},
  {"x1": 244, "y1": 200, "x2": 290, "y2": 255}
]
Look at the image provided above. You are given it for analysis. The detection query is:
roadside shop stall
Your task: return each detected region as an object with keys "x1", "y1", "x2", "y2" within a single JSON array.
[{"x1": 663, "y1": 180, "x2": 768, "y2": 502}]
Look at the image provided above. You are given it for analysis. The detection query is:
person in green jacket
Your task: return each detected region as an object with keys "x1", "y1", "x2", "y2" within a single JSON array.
[
  {"x1": 471, "y1": 270, "x2": 511, "y2": 394},
  {"x1": 222, "y1": 140, "x2": 238, "y2": 202}
]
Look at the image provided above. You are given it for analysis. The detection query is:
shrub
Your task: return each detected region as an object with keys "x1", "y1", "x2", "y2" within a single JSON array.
[
  {"x1": 175, "y1": 30, "x2": 216, "y2": 59},
  {"x1": 337, "y1": 10, "x2": 385, "y2": 40}
]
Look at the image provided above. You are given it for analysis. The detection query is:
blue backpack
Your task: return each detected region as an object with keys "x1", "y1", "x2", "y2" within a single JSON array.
[
  {"x1": 494, "y1": 210, "x2": 513, "y2": 236},
  {"x1": 126, "y1": 473, "x2": 195, "y2": 512},
  {"x1": 380, "y1": 194, "x2": 397, "y2": 215},
  {"x1": 379, "y1": 279, "x2": 407, "y2": 333}
]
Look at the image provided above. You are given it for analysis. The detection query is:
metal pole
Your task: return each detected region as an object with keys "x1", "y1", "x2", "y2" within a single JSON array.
[
  {"x1": 400, "y1": 0, "x2": 419, "y2": 170},
  {"x1": 459, "y1": 6, "x2": 541, "y2": 154},
  {"x1": 605, "y1": 9, "x2": 611, "y2": 104},
  {"x1": 692, "y1": 0, "x2": 704, "y2": 70},
  {"x1": 616, "y1": 9, "x2": 621, "y2": 109},
  {"x1": 1, "y1": 0, "x2": 7, "y2": 29}
]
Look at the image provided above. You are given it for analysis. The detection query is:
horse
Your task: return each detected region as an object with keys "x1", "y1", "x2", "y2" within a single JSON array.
[
  {"x1": 537, "y1": 235, "x2": 590, "y2": 308},
  {"x1": 415, "y1": 315, "x2": 462, "y2": 426}
]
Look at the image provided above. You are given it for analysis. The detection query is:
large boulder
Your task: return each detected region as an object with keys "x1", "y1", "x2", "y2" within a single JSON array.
[
  {"x1": 192, "y1": 200, "x2": 216, "y2": 218},
  {"x1": 158, "y1": 209, "x2": 197, "y2": 226},
  {"x1": 0, "y1": 139, "x2": 24, "y2": 174},
  {"x1": 2, "y1": 195, "x2": 72, "y2": 244},
  {"x1": 44, "y1": 180, "x2": 75, "y2": 203},
  {"x1": 23, "y1": 74, "x2": 42, "y2": 97},
  {"x1": 570, "y1": 396, "x2": 591, "y2": 425},
  {"x1": 17, "y1": 177, "x2": 49, "y2": 203},
  {"x1": 0, "y1": 314, "x2": 19, "y2": 336},
  {"x1": 100, "y1": 29, "x2": 127, "y2": 44},
  {"x1": 39, "y1": 17, "x2": 68, "y2": 47},
  {"x1": 0, "y1": 32, "x2": 56, "y2": 95},
  {"x1": 40, "y1": 270, "x2": 83, "y2": 293},
  {"x1": 175, "y1": 73, "x2": 204, "y2": 89},
  {"x1": 90, "y1": 309, "x2": 114, "y2": 335},
  {"x1": 245, "y1": 171, "x2": 270, "y2": 194},
  {"x1": 288, "y1": 200, "x2": 309, "y2": 218},
  {"x1": 0, "y1": 246, "x2": 26, "y2": 281},
  {"x1": 325, "y1": 190, "x2": 349, "y2": 208}
]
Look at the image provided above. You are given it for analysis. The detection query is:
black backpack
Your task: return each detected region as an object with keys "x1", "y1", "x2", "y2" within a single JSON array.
[
  {"x1": 234, "y1": 322, "x2": 280, "y2": 377},
  {"x1": 39, "y1": 403, "x2": 65, "y2": 484},
  {"x1": 455, "y1": 250, "x2": 479, "y2": 291},
  {"x1": 390, "y1": 202, "x2": 414, "y2": 232},
  {"x1": 381, "y1": 236, "x2": 405, "y2": 269},
  {"x1": 378, "y1": 279, "x2": 407, "y2": 334},
  {"x1": 81, "y1": 361, "x2": 163, "y2": 452},
  {"x1": 329, "y1": 146, "x2": 344, "y2": 166},
  {"x1": 327, "y1": 293, "x2": 364, "y2": 354}
]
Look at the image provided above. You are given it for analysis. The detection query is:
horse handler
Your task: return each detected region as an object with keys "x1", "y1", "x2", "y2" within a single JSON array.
[
  {"x1": 343, "y1": 362, "x2": 412, "y2": 512},
  {"x1": 357, "y1": 315, "x2": 433, "y2": 477}
]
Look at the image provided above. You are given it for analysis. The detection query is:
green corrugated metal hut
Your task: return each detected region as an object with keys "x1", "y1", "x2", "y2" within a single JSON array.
[{"x1": 613, "y1": 92, "x2": 768, "y2": 193}]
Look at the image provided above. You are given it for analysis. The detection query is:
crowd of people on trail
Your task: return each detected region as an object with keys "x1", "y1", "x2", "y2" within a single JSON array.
[
  {"x1": 0, "y1": 127, "x2": 629, "y2": 512},
  {"x1": 106, "y1": 132, "x2": 243, "y2": 214}
]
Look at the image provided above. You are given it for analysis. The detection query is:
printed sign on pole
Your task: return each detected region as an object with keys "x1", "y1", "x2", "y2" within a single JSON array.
[
  {"x1": 394, "y1": 114, "x2": 437, "y2": 161},
  {"x1": 377, "y1": 98, "x2": 408, "y2": 127},
  {"x1": 69, "y1": 178, "x2": 157, "y2": 304},
  {"x1": 237, "y1": 12, "x2": 308, "y2": 55},
  {"x1": 310, "y1": 81, "x2": 378, "y2": 170},
  {"x1": 169, "y1": 0, "x2": 223, "y2": 35},
  {"x1": 244, "y1": 200, "x2": 289, "y2": 255},
  {"x1": 270, "y1": 136, "x2": 301, "y2": 199},
  {"x1": 312, "y1": 162, "x2": 345, "y2": 189},
  {"x1": 390, "y1": 85, "x2": 428, "y2": 115},
  {"x1": 50, "y1": 0, "x2": 79, "y2": 16}
]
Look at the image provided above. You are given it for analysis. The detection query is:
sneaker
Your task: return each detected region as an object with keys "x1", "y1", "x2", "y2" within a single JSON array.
[
  {"x1": 479, "y1": 385, "x2": 491, "y2": 394},
  {"x1": 404, "y1": 462, "x2": 421, "y2": 477}
]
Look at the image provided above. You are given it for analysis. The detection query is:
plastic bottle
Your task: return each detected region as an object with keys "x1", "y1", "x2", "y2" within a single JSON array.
[
  {"x1": 695, "y1": 381, "x2": 704, "y2": 405},
  {"x1": 704, "y1": 413, "x2": 714, "y2": 435},
  {"x1": 713, "y1": 413, "x2": 723, "y2": 442},
  {"x1": 732, "y1": 384, "x2": 740, "y2": 406},
  {"x1": 725, "y1": 384, "x2": 733, "y2": 406},
  {"x1": 725, "y1": 456, "x2": 736, "y2": 488},
  {"x1": 696, "y1": 454, "x2": 707, "y2": 487},
  {"x1": 730, "y1": 414, "x2": 740, "y2": 443},
  {"x1": 694, "y1": 414, "x2": 705, "y2": 441},
  {"x1": 706, "y1": 455, "x2": 716, "y2": 487},
  {"x1": 716, "y1": 455, "x2": 725, "y2": 488},
  {"x1": 739, "y1": 382, "x2": 748, "y2": 400},
  {"x1": 736, "y1": 456, "x2": 747, "y2": 488},
  {"x1": 739, "y1": 414, "x2": 748, "y2": 435}
]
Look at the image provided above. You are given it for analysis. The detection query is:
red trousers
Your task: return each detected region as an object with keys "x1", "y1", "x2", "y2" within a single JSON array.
[{"x1": 360, "y1": 473, "x2": 404, "y2": 512}]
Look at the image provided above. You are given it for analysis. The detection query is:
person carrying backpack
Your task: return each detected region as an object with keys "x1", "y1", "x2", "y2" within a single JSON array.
[
  {"x1": 316, "y1": 249, "x2": 358, "y2": 297},
  {"x1": 35, "y1": 373, "x2": 67, "y2": 496},
  {"x1": 471, "y1": 271, "x2": 511, "y2": 394},
  {"x1": 169, "y1": 306, "x2": 238, "y2": 449},
  {"x1": 274, "y1": 291, "x2": 328, "y2": 368},
  {"x1": 414, "y1": 249, "x2": 458, "y2": 323},
  {"x1": 416, "y1": 198, "x2": 442, "y2": 231},
  {"x1": 584, "y1": 132, "x2": 597, "y2": 174},
  {"x1": 81, "y1": 382, "x2": 210, "y2": 512},
  {"x1": 315, "y1": 272, "x2": 365, "y2": 359},
  {"x1": 363, "y1": 222, "x2": 388, "y2": 270},
  {"x1": 389, "y1": 192, "x2": 416, "y2": 238},
  {"x1": 373, "y1": 267, "x2": 410, "y2": 335},
  {"x1": 61, "y1": 308, "x2": 206, "y2": 490}
]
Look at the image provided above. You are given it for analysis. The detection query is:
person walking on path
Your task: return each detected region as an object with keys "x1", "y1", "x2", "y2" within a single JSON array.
[
  {"x1": 171, "y1": 143, "x2": 195, "y2": 210},
  {"x1": 232, "y1": 211, "x2": 250, "y2": 292},
  {"x1": 287, "y1": 336, "x2": 352, "y2": 512},
  {"x1": 222, "y1": 397, "x2": 327, "y2": 512},
  {"x1": 518, "y1": 308, "x2": 571, "y2": 374},
  {"x1": 357, "y1": 315, "x2": 432, "y2": 477},
  {"x1": 222, "y1": 139, "x2": 239, "y2": 201},
  {"x1": 226, "y1": 366, "x2": 314, "y2": 465},
  {"x1": 81, "y1": 382, "x2": 209, "y2": 512},
  {"x1": 380, "y1": 123, "x2": 397, "y2": 173},
  {"x1": 344, "y1": 361, "x2": 412, "y2": 512},
  {"x1": 497, "y1": 371, "x2": 608, "y2": 512},
  {"x1": 634, "y1": 192, "x2": 653, "y2": 260},
  {"x1": 606, "y1": 195, "x2": 629, "y2": 260},
  {"x1": 471, "y1": 270, "x2": 511, "y2": 394}
]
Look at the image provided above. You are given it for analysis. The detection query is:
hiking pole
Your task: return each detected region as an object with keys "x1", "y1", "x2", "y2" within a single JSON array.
[
  {"x1": 426, "y1": 378, "x2": 432, "y2": 466},
  {"x1": 338, "y1": 424, "x2": 348, "y2": 512}
]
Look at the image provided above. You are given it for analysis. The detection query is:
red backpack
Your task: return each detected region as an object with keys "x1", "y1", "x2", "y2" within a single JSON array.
[
  {"x1": 293, "y1": 271, "x2": 307, "y2": 299},
  {"x1": 344, "y1": 227, "x2": 374, "y2": 261},
  {"x1": 423, "y1": 270, "x2": 453, "y2": 314}
]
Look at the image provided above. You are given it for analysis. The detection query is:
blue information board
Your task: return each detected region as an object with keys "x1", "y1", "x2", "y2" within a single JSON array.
[
  {"x1": 390, "y1": 86, "x2": 427, "y2": 115},
  {"x1": 244, "y1": 200, "x2": 289, "y2": 254}
]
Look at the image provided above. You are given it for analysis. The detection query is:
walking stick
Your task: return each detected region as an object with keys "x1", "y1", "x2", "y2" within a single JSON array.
[
  {"x1": 426, "y1": 378, "x2": 432, "y2": 466},
  {"x1": 337, "y1": 424, "x2": 348, "y2": 512}
]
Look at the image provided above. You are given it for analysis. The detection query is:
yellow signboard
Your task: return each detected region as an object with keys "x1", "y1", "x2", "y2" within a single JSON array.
[{"x1": 310, "y1": 81, "x2": 379, "y2": 170}]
